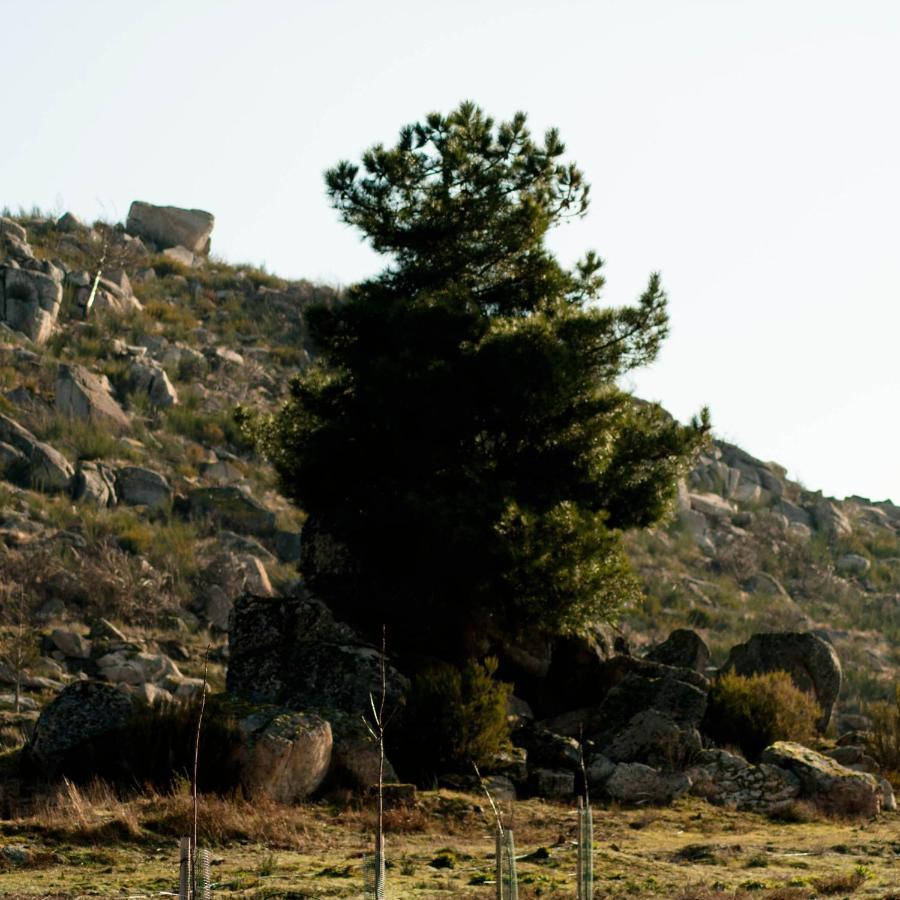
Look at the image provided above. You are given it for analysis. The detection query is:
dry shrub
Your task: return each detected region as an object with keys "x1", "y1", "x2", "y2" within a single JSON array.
[
  {"x1": 812, "y1": 869, "x2": 867, "y2": 895},
  {"x1": 704, "y1": 671, "x2": 819, "y2": 761},
  {"x1": 0, "y1": 537, "x2": 175, "y2": 626},
  {"x1": 766, "y1": 799, "x2": 824, "y2": 824},
  {"x1": 867, "y1": 684, "x2": 900, "y2": 779},
  {"x1": 139, "y1": 791, "x2": 312, "y2": 849}
]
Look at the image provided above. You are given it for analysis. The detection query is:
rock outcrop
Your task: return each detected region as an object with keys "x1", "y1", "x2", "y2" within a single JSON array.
[
  {"x1": 0, "y1": 263, "x2": 63, "y2": 343},
  {"x1": 761, "y1": 741, "x2": 883, "y2": 817},
  {"x1": 126, "y1": 201, "x2": 214, "y2": 255}
]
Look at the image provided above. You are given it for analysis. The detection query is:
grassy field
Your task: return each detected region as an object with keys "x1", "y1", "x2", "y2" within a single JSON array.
[{"x1": 1, "y1": 785, "x2": 899, "y2": 899}]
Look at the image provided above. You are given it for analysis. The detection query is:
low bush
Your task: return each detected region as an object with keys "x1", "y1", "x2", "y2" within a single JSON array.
[
  {"x1": 867, "y1": 684, "x2": 900, "y2": 780},
  {"x1": 390, "y1": 657, "x2": 511, "y2": 784},
  {"x1": 30, "y1": 698, "x2": 244, "y2": 795},
  {"x1": 703, "y1": 670, "x2": 819, "y2": 761}
]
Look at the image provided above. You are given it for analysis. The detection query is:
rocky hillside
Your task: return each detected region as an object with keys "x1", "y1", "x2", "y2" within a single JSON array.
[{"x1": 0, "y1": 201, "x2": 897, "y2": 752}]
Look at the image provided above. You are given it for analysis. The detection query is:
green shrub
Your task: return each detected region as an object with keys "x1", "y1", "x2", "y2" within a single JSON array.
[
  {"x1": 704, "y1": 670, "x2": 819, "y2": 761},
  {"x1": 390, "y1": 657, "x2": 511, "y2": 783}
]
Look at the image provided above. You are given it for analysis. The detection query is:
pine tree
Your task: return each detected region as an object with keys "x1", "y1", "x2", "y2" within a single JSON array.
[{"x1": 254, "y1": 102, "x2": 709, "y2": 655}]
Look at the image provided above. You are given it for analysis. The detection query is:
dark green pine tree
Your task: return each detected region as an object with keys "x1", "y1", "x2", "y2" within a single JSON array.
[{"x1": 254, "y1": 102, "x2": 709, "y2": 657}]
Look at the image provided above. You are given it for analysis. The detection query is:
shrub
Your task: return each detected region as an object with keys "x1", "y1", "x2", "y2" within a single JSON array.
[
  {"x1": 867, "y1": 684, "x2": 900, "y2": 780},
  {"x1": 30, "y1": 697, "x2": 244, "y2": 794},
  {"x1": 390, "y1": 657, "x2": 511, "y2": 783},
  {"x1": 704, "y1": 670, "x2": 819, "y2": 761}
]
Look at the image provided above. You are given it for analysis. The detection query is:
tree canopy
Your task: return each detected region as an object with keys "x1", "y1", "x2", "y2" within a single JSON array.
[{"x1": 253, "y1": 102, "x2": 709, "y2": 656}]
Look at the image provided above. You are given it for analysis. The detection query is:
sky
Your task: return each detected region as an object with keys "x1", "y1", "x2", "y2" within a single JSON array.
[{"x1": 3, "y1": 0, "x2": 899, "y2": 502}]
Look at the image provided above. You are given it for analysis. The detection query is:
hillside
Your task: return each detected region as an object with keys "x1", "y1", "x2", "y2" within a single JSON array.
[{"x1": 0, "y1": 202, "x2": 898, "y2": 750}]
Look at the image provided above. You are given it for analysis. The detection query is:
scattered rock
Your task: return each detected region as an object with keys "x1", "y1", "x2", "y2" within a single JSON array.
[
  {"x1": 162, "y1": 245, "x2": 195, "y2": 267},
  {"x1": 55, "y1": 364, "x2": 130, "y2": 429},
  {"x1": 50, "y1": 628, "x2": 91, "y2": 660},
  {"x1": 529, "y1": 768, "x2": 575, "y2": 799},
  {"x1": 0, "y1": 413, "x2": 73, "y2": 491},
  {"x1": 72, "y1": 461, "x2": 118, "y2": 507},
  {"x1": 129, "y1": 360, "x2": 179, "y2": 408},
  {"x1": 116, "y1": 466, "x2": 172, "y2": 510}
]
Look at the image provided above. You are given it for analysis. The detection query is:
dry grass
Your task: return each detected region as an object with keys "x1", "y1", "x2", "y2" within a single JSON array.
[{"x1": 0, "y1": 790, "x2": 898, "y2": 897}]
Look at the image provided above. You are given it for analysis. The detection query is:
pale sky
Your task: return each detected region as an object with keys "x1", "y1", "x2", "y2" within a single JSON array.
[{"x1": 4, "y1": 0, "x2": 899, "y2": 502}]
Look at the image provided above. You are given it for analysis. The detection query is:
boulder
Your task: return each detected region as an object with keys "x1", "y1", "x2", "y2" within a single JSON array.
[
  {"x1": 237, "y1": 709, "x2": 332, "y2": 804},
  {"x1": 0, "y1": 217, "x2": 27, "y2": 242},
  {"x1": 329, "y1": 712, "x2": 400, "y2": 790},
  {"x1": 761, "y1": 741, "x2": 882, "y2": 817},
  {"x1": 128, "y1": 360, "x2": 178, "y2": 408},
  {"x1": 720, "y1": 632, "x2": 841, "y2": 731},
  {"x1": 57, "y1": 212, "x2": 87, "y2": 232},
  {"x1": 606, "y1": 709, "x2": 702, "y2": 768},
  {"x1": 50, "y1": 628, "x2": 91, "y2": 660},
  {"x1": 686, "y1": 748, "x2": 801, "y2": 811},
  {"x1": 689, "y1": 492, "x2": 735, "y2": 519},
  {"x1": 512, "y1": 722, "x2": 581, "y2": 772},
  {"x1": 72, "y1": 462, "x2": 117, "y2": 507},
  {"x1": 837, "y1": 553, "x2": 870, "y2": 576},
  {"x1": 0, "y1": 265, "x2": 63, "y2": 343},
  {"x1": 188, "y1": 486, "x2": 276, "y2": 535},
  {"x1": 813, "y1": 499, "x2": 852, "y2": 538},
  {"x1": 227, "y1": 594, "x2": 408, "y2": 716},
  {"x1": 55, "y1": 365, "x2": 130, "y2": 429},
  {"x1": 605, "y1": 763, "x2": 691, "y2": 805},
  {"x1": 126, "y1": 201, "x2": 214, "y2": 255},
  {"x1": 29, "y1": 681, "x2": 135, "y2": 772},
  {"x1": 162, "y1": 246, "x2": 195, "y2": 267},
  {"x1": 0, "y1": 413, "x2": 73, "y2": 491},
  {"x1": 536, "y1": 630, "x2": 614, "y2": 715},
  {"x1": 644, "y1": 629, "x2": 710, "y2": 672},
  {"x1": 528, "y1": 768, "x2": 575, "y2": 799},
  {"x1": 116, "y1": 466, "x2": 172, "y2": 510}
]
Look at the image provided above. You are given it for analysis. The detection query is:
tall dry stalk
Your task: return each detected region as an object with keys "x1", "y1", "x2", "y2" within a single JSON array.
[
  {"x1": 363, "y1": 625, "x2": 388, "y2": 899},
  {"x1": 189, "y1": 645, "x2": 211, "y2": 900}
]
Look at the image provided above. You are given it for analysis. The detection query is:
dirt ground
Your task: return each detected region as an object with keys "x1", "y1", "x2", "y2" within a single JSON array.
[{"x1": 1, "y1": 790, "x2": 899, "y2": 899}]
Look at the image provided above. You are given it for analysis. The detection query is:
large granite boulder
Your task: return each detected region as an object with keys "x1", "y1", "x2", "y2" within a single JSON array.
[
  {"x1": 605, "y1": 763, "x2": 691, "y2": 805},
  {"x1": 237, "y1": 708, "x2": 332, "y2": 803},
  {"x1": 116, "y1": 466, "x2": 172, "y2": 510},
  {"x1": 720, "y1": 632, "x2": 841, "y2": 731},
  {"x1": 227, "y1": 595, "x2": 408, "y2": 715},
  {"x1": 644, "y1": 629, "x2": 710, "y2": 673},
  {"x1": 188, "y1": 486, "x2": 276, "y2": 535},
  {"x1": 55, "y1": 364, "x2": 130, "y2": 429},
  {"x1": 0, "y1": 413, "x2": 73, "y2": 491},
  {"x1": 761, "y1": 741, "x2": 882, "y2": 817},
  {"x1": 686, "y1": 748, "x2": 801, "y2": 812},
  {"x1": 29, "y1": 681, "x2": 135, "y2": 773},
  {"x1": 0, "y1": 264, "x2": 63, "y2": 344},
  {"x1": 126, "y1": 201, "x2": 214, "y2": 255}
]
